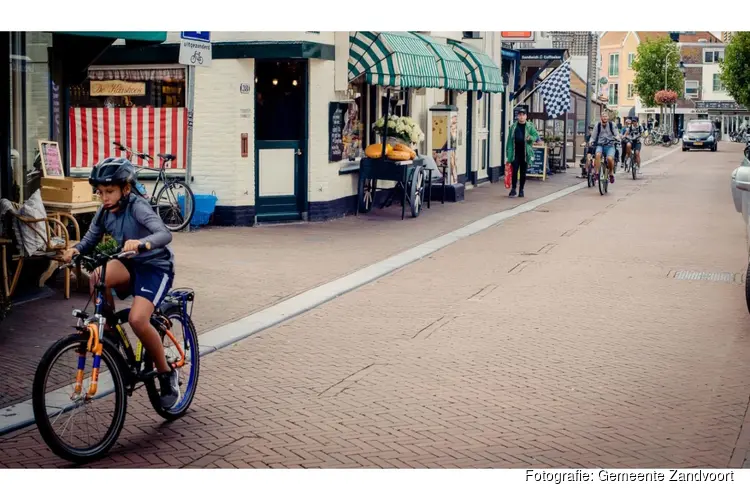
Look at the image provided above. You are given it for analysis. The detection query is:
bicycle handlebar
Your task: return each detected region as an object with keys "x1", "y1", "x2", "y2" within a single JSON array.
[{"x1": 63, "y1": 243, "x2": 149, "y2": 270}]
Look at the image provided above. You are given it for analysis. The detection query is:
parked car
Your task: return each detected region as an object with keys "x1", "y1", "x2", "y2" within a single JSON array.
[
  {"x1": 730, "y1": 155, "x2": 750, "y2": 313},
  {"x1": 682, "y1": 120, "x2": 719, "y2": 152}
]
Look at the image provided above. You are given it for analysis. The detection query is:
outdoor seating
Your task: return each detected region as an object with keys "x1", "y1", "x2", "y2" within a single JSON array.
[{"x1": 0, "y1": 190, "x2": 80, "y2": 300}]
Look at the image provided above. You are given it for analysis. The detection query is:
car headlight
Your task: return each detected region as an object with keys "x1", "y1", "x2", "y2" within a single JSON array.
[{"x1": 707, "y1": 136, "x2": 714, "y2": 141}]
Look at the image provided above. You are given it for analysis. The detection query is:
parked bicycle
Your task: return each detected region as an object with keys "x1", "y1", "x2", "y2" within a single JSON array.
[
  {"x1": 113, "y1": 142, "x2": 195, "y2": 232},
  {"x1": 32, "y1": 246, "x2": 200, "y2": 463}
]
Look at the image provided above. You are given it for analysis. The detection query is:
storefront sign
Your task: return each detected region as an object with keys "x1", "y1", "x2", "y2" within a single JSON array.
[
  {"x1": 501, "y1": 32, "x2": 534, "y2": 41},
  {"x1": 328, "y1": 102, "x2": 347, "y2": 162},
  {"x1": 39, "y1": 141, "x2": 64, "y2": 178},
  {"x1": 90, "y1": 80, "x2": 146, "y2": 97},
  {"x1": 527, "y1": 145, "x2": 547, "y2": 179},
  {"x1": 520, "y1": 52, "x2": 564, "y2": 61},
  {"x1": 50, "y1": 81, "x2": 62, "y2": 142},
  {"x1": 695, "y1": 100, "x2": 747, "y2": 111}
]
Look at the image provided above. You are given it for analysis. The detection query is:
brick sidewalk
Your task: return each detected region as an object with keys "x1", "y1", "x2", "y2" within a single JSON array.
[
  {"x1": 0, "y1": 161, "x2": 599, "y2": 409},
  {"x1": 4, "y1": 145, "x2": 750, "y2": 468}
]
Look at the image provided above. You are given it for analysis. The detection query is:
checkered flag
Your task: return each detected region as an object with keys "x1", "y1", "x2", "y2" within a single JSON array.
[{"x1": 538, "y1": 60, "x2": 571, "y2": 119}]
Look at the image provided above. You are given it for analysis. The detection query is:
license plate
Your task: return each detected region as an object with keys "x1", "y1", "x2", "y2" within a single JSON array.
[{"x1": 694, "y1": 142, "x2": 703, "y2": 146}]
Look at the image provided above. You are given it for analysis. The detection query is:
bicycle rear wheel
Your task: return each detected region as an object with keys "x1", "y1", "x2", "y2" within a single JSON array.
[
  {"x1": 155, "y1": 180, "x2": 195, "y2": 232},
  {"x1": 32, "y1": 334, "x2": 128, "y2": 464},
  {"x1": 143, "y1": 306, "x2": 200, "y2": 421}
]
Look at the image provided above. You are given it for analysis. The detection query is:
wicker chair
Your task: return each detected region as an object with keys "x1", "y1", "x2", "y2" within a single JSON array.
[{"x1": 1, "y1": 199, "x2": 79, "y2": 299}]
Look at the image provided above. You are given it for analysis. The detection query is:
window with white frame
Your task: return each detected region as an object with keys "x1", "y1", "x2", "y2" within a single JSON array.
[
  {"x1": 627, "y1": 53, "x2": 635, "y2": 69},
  {"x1": 704, "y1": 49, "x2": 725, "y2": 63},
  {"x1": 627, "y1": 83, "x2": 635, "y2": 99},
  {"x1": 608, "y1": 83, "x2": 619, "y2": 105},
  {"x1": 685, "y1": 80, "x2": 700, "y2": 98},
  {"x1": 609, "y1": 53, "x2": 619, "y2": 77},
  {"x1": 713, "y1": 73, "x2": 726, "y2": 92}
]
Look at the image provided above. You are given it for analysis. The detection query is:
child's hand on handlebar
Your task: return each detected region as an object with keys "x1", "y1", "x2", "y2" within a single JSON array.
[{"x1": 122, "y1": 240, "x2": 143, "y2": 254}]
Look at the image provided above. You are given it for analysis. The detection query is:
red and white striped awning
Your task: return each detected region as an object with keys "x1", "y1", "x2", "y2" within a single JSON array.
[{"x1": 68, "y1": 107, "x2": 187, "y2": 170}]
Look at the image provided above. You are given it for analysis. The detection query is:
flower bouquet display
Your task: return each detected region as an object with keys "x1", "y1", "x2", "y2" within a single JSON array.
[{"x1": 373, "y1": 115, "x2": 425, "y2": 148}]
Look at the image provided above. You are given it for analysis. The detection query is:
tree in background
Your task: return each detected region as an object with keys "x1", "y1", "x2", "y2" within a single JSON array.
[
  {"x1": 632, "y1": 36, "x2": 684, "y2": 108},
  {"x1": 720, "y1": 32, "x2": 750, "y2": 109}
]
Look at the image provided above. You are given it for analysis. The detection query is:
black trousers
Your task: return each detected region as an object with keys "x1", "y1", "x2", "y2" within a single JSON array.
[{"x1": 512, "y1": 158, "x2": 527, "y2": 191}]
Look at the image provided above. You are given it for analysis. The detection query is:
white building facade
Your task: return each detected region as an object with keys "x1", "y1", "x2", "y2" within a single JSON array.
[{"x1": 63, "y1": 31, "x2": 515, "y2": 226}]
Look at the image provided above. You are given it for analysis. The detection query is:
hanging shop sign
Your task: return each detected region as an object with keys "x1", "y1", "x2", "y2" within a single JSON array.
[{"x1": 90, "y1": 80, "x2": 147, "y2": 97}]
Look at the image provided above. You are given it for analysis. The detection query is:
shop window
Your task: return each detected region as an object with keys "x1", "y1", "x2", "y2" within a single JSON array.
[
  {"x1": 7, "y1": 32, "x2": 54, "y2": 203},
  {"x1": 67, "y1": 66, "x2": 188, "y2": 170}
]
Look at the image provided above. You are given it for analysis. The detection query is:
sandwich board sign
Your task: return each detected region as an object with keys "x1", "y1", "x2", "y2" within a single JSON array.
[{"x1": 179, "y1": 31, "x2": 212, "y2": 67}]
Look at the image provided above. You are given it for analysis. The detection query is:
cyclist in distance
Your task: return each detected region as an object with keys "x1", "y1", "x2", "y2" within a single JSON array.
[
  {"x1": 622, "y1": 117, "x2": 643, "y2": 169},
  {"x1": 589, "y1": 110, "x2": 621, "y2": 184},
  {"x1": 61, "y1": 157, "x2": 180, "y2": 409}
]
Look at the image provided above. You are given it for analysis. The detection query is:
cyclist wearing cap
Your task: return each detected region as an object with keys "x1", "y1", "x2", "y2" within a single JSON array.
[
  {"x1": 589, "y1": 110, "x2": 621, "y2": 184},
  {"x1": 61, "y1": 157, "x2": 179, "y2": 409},
  {"x1": 621, "y1": 117, "x2": 643, "y2": 170}
]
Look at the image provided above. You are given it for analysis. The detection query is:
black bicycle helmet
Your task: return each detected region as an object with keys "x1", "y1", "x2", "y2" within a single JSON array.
[{"x1": 89, "y1": 157, "x2": 135, "y2": 188}]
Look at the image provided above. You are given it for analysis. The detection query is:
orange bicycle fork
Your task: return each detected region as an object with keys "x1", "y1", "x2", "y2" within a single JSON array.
[{"x1": 73, "y1": 324, "x2": 104, "y2": 398}]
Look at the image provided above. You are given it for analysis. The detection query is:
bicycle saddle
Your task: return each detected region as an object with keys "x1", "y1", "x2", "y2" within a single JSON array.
[{"x1": 158, "y1": 153, "x2": 176, "y2": 161}]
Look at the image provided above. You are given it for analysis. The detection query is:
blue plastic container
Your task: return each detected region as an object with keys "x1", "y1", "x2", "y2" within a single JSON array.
[{"x1": 178, "y1": 193, "x2": 217, "y2": 227}]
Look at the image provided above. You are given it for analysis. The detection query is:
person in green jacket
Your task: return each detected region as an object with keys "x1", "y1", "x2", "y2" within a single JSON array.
[{"x1": 505, "y1": 108, "x2": 541, "y2": 198}]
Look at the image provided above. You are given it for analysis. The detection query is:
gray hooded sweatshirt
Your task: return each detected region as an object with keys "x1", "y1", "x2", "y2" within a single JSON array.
[{"x1": 75, "y1": 193, "x2": 174, "y2": 273}]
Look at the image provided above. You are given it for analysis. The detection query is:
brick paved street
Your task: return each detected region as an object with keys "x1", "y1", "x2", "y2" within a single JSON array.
[
  {"x1": 0, "y1": 159, "x2": 598, "y2": 409},
  {"x1": 3, "y1": 145, "x2": 750, "y2": 468}
]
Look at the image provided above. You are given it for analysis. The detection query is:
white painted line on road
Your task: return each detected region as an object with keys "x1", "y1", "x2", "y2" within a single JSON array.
[{"x1": 0, "y1": 146, "x2": 680, "y2": 437}]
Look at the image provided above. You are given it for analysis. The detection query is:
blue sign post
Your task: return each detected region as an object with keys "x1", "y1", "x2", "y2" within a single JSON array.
[{"x1": 181, "y1": 31, "x2": 211, "y2": 43}]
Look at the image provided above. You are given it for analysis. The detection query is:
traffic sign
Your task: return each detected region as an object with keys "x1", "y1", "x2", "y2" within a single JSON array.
[
  {"x1": 181, "y1": 31, "x2": 210, "y2": 43},
  {"x1": 179, "y1": 31, "x2": 212, "y2": 67}
]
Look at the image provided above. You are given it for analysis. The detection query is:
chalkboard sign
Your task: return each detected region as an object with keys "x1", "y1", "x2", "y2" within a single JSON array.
[
  {"x1": 527, "y1": 145, "x2": 547, "y2": 180},
  {"x1": 328, "y1": 102, "x2": 349, "y2": 162},
  {"x1": 38, "y1": 140, "x2": 64, "y2": 178}
]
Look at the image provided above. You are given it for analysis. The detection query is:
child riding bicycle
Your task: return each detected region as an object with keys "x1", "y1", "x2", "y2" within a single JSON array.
[{"x1": 62, "y1": 157, "x2": 180, "y2": 409}]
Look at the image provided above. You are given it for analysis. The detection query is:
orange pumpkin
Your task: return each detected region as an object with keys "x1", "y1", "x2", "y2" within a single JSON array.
[
  {"x1": 365, "y1": 143, "x2": 394, "y2": 158},
  {"x1": 393, "y1": 143, "x2": 417, "y2": 159}
]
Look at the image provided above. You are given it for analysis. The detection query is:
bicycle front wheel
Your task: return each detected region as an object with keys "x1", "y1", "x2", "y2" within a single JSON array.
[
  {"x1": 32, "y1": 333, "x2": 128, "y2": 464},
  {"x1": 155, "y1": 180, "x2": 195, "y2": 232}
]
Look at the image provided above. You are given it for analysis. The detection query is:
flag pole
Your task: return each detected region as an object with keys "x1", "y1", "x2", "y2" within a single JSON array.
[{"x1": 516, "y1": 57, "x2": 572, "y2": 106}]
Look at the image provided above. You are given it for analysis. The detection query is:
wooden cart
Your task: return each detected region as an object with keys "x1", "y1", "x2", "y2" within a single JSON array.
[{"x1": 357, "y1": 157, "x2": 430, "y2": 219}]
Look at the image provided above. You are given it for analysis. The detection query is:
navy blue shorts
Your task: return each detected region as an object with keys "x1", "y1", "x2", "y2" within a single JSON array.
[{"x1": 116, "y1": 261, "x2": 174, "y2": 306}]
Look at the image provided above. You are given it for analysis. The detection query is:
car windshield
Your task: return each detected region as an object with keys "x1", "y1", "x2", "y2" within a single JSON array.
[{"x1": 687, "y1": 122, "x2": 712, "y2": 133}]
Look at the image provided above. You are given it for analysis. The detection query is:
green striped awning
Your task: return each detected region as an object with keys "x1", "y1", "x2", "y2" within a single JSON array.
[
  {"x1": 411, "y1": 32, "x2": 468, "y2": 91},
  {"x1": 348, "y1": 31, "x2": 442, "y2": 89},
  {"x1": 448, "y1": 40, "x2": 504, "y2": 93},
  {"x1": 57, "y1": 32, "x2": 167, "y2": 43}
]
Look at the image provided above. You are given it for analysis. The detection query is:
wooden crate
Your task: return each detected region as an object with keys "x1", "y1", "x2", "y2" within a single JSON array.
[{"x1": 40, "y1": 178, "x2": 93, "y2": 203}]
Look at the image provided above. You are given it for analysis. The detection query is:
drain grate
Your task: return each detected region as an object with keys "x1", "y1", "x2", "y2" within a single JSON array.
[{"x1": 672, "y1": 270, "x2": 740, "y2": 283}]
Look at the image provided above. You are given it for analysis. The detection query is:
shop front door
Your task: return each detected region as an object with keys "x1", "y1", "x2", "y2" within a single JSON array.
[{"x1": 254, "y1": 59, "x2": 308, "y2": 222}]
